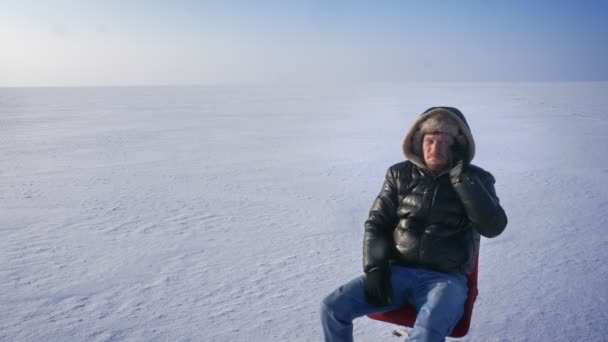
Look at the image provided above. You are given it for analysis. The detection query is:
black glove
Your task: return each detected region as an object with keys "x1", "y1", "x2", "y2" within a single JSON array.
[
  {"x1": 449, "y1": 144, "x2": 468, "y2": 184},
  {"x1": 364, "y1": 268, "x2": 392, "y2": 307}
]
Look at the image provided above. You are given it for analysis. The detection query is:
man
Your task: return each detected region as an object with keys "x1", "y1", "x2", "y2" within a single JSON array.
[{"x1": 321, "y1": 107, "x2": 507, "y2": 342}]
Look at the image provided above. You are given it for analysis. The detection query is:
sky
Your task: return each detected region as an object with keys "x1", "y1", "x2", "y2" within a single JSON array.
[{"x1": 1, "y1": 0, "x2": 607, "y2": 86}]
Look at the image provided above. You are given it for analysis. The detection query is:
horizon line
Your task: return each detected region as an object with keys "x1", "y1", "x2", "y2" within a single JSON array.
[{"x1": 2, "y1": 80, "x2": 608, "y2": 89}]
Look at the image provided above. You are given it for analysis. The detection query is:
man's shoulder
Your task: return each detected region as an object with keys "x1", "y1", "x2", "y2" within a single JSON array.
[
  {"x1": 389, "y1": 160, "x2": 412, "y2": 169},
  {"x1": 468, "y1": 164, "x2": 496, "y2": 183},
  {"x1": 387, "y1": 160, "x2": 414, "y2": 173},
  {"x1": 384, "y1": 161, "x2": 416, "y2": 185}
]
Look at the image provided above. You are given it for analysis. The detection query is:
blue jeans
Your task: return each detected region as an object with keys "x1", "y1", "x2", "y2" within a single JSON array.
[{"x1": 321, "y1": 266, "x2": 468, "y2": 342}]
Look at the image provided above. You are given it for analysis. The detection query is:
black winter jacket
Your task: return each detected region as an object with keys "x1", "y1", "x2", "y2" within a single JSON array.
[{"x1": 363, "y1": 161, "x2": 507, "y2": 275}]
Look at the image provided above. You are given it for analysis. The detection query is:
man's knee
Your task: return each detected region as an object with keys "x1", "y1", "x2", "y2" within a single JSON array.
[
  {"x1": 321, "y1": 290, "x2": 343, "y2": 317},
  {"x1": 411, "y1": 305, "x2": 463, "y2": 341},
  {"x1": 417, "y1": 302, "x2": 464, "y2": 326},
  {"x1": 321, "y1": 286, "x2": 360, "y2": 324},
  {"x1": 321, "y1": 294, "x2": 351, "y2": 327},
  {"x1": 428, "y1": 280, "x2": 467, "y2": 308},
  {"x1": 412, "y1": 280, "x2": 467, "y2": 337},
  {"x1": 320, "y1": 296, "x2": 332, "y2": 318}
]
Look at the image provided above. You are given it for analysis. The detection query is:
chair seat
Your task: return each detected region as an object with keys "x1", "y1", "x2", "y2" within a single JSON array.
[{"x1": 368, "y1": 256, "x2": 479, "y2": 338}]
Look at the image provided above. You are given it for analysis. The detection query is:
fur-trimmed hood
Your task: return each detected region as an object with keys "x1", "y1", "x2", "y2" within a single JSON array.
[{"x1": 402, "y1": 107, "x2": 476, "y2": 169}]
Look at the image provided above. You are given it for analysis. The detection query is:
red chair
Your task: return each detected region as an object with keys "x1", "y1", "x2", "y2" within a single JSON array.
[{"x1": 368, "y1": 255, "x2": 479, "y2": 338}]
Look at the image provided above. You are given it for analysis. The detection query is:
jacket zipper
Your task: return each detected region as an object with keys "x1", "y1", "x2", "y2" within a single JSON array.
[
  {"x1": 419, "y1": 177, "x2": 439, "y2": 263},
  {"x1": 430, "y1": 181, "x2": 440, "y2": 211}
]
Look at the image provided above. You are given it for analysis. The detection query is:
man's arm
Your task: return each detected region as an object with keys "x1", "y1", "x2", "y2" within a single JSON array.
[
  {"x1": 361, "y1": 166, "x2": 401, "y2": 307},
  {"x1": 451, "y1": 168, "x2": 508, "y2": 238},
  {"x1": 362, "y1": 166, "x2": 399, "y2": 272}
]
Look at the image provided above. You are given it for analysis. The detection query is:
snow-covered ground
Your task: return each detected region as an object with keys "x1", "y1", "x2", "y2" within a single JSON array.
[{"x1": 1, "y1": 83, "x2": 607, "y2": 341}]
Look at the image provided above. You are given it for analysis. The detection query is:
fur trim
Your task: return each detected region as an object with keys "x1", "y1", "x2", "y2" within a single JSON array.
[
  {"x1": 402, "y1": 108, "x2": 476, "y2": 169},
  {"x1": 419, "y1": 112, "x2": 461, "y2": 137}
]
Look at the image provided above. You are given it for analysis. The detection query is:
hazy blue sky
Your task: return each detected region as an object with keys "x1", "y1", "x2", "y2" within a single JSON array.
[{"x1": 1, "y1": 0, "x2": 607, "y2": 86}]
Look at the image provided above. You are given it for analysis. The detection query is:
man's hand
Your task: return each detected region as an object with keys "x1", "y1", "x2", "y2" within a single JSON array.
[
  {"x1": 449, "y1": 143, "x2": 468, "y2": 184},
  {"x1": 364, "y1": 268, "x2": 392, "y2": 307}
]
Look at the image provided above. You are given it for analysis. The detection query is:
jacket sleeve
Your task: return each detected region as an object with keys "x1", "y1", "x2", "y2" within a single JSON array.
[
  {"x1": 363, "y1": 166, "x2": 399, "y2": 273},
  {"x1": 452, "y1": 169, "x2": 508, "y2": 238}
]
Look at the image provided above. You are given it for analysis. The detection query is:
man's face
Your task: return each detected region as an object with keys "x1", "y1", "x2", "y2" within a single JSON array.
[{"x1": 422, "y1": 133, "x2": 454, "y2": 172}]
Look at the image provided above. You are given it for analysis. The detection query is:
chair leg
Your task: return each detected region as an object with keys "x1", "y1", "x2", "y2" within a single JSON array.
[{"x1": 393, "y1": 328, "x2": 409, "y2": 341}]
